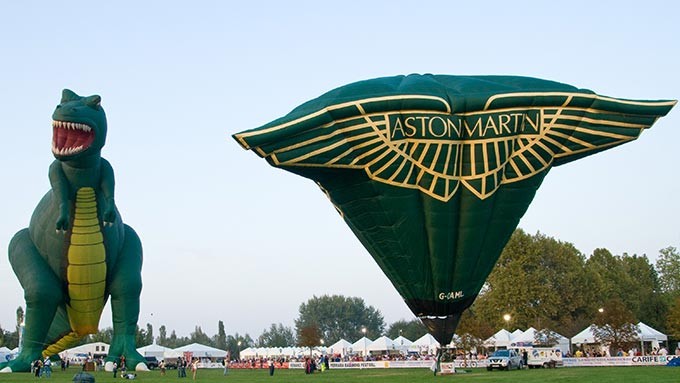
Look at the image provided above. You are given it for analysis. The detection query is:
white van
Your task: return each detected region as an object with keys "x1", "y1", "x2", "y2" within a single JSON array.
[{"x1": 527, "y1": 347, "x2": 563, "y2": 368}]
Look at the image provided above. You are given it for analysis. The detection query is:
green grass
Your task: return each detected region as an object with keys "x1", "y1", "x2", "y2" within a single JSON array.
[{"x1": 1, "y1": 366, "x2": 678, "y2": 383}]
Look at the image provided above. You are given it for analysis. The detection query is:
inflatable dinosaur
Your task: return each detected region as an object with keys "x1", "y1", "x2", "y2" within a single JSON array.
[{"x1": 0, "y1": 89, "x2": 146, "y2": 373}]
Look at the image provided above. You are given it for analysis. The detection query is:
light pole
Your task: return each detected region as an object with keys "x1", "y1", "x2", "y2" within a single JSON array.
[{"x1": 361, "y1": 328, "x2": 367, "y2": 357}]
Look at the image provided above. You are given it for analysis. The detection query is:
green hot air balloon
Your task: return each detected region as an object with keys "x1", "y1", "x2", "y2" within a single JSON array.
[{"x1": 233, "y1": 74, "x2": 675, "y2": 345}]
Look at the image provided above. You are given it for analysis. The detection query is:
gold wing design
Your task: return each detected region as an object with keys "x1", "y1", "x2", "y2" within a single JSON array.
[{"x1": 235, "y1": 93, "x2": 675, "y2": 202}]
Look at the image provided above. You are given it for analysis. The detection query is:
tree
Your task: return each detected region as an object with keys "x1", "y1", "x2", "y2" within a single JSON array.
[
  {"x1": 135, "y1": 324, "x2": 153, "y2": 347},
  {"x1": 146, "y1": 323, "x2": 154, "y2": 345},
  {"x1": 588, "y1": 250, "x2": 666, "y2": 331},
  {"x1": 665, "y1": 297, "x2": 680, "y2": 340},
  {"x1": 90, "y1": 327, "x2": 113, "y2": 344},
  {"x1": 16, "y1": 306, "x2": 24, "y2": 336},
  {"x1": 457, "y1": 307, "x2": 495, "y2": 341},
  {"x1": 297, "y1": 324, "x2": 322, "y2": 356},
  {"x1": 474, "y1": 229, "x2": 597, "y2": 337},
  {"x1": 158, "y1": 325, "x2": 168, "y2": 346},
  {"x1": 591, "y1": 298, "x2": 639, "y2": 355},
  {"x1": 533, "y1": 329, "x2": 561, "y2": 347},
  {"x1": 215, "y1": 321, "x2": 227, "y2": 351},
  {"x1": 0, "y1": 324, "x2": 6, "y2": 347},
  {"x1": 190, "y1": 326, "x2": 212, "y2": 346},
  {"x1": 386, "y1": 319, "x2": 428, "y2": 341},
  {"x1": 620, "y1": 254, "x2": 666, "y2": 331},
  {"x1": 295, "y1": 295, "x2": 385, "y2": 344},
  {"x1": 226, "y1": 333, "x2": 253, "y2": 361},
  {"x1": 257, "y1": 323, "x2": 296, "y2": 347},
  {"x1": 656, "y1": 246, "x2": 680, "y2": 298}
]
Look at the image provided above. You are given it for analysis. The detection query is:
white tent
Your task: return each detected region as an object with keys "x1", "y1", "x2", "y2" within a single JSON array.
[
  {"x1": 392, "y1": 335, "x2": 413, "y2": 352},
  {"x1": 351, "y1": 337, "x2": 373, "y2": 355},
  {"x1": 484, "y1": 329, "x2": 513, "y2": 348},
  {"x1": 239, "y1": 347, "x2": 257, "y2": 359},
  {"x1": 328, "y1": 339, "x2": 353, "y2": 356},
  {"x1": 512, "y1": 327, "x2": 536, "y2": 345},
  {"x1": 511, "y1": 327, "x2": 570, "y2": 355},
  {"x1": 173, "y1": 343, "x2": 227, "y2": 358},
  {"x1": 367, "y1": 336, "x2": 396, "y2": 352},
  {"x1": 637, "y1": 322, "x2": 667, "y2": 342},
  {"x1": 137, "y1": 342, "x2": 172, "y2": 359},
  {"x1": 410, "y1": 333, "x2": 440, "y2": 354},
  {"x1": 571, "y1": 325, "x2": 597, "y2": 345}
]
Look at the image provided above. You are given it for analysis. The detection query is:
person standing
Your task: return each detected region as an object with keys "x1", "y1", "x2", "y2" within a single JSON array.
[
  {"x1": 112, "y1": 361, "x2": 118, "y2": 378},
  {"x1": 223, "y1": 354, "x2": 229, "y2": 376},
  {"x1": 42, "y1": 357, "x2": 52, "y2": 378},
  {"x1": 191, "y1": 358, "x2": 199, "y2": 380},
  {"x1": 268, "y1": 359, "x2": 275, "y2": 376},
  {"x1": 33, "y1": 359, "x2": 42, "y2": 377}
]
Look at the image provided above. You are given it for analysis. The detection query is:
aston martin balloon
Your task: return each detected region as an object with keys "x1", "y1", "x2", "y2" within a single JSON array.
[{"x1": 233, "y1": 75, "x2": 675, "y2": 344}]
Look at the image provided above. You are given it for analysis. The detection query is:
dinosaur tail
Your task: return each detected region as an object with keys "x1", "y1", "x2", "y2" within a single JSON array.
[
  {"x1": 66, "y1": 187, "x2": 107, "y2": 335},
  {"x1": 42, "y1": 331, "x2": 84, "y2": 358}
]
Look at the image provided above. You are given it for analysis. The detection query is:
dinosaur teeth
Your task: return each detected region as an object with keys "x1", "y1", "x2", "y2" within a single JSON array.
[
  {"x1": 52, "y1": 120, "x2": 92, "y2": 132},
  {"x1": 52, "y1": 120, "x2": 94, "y2": 157}
]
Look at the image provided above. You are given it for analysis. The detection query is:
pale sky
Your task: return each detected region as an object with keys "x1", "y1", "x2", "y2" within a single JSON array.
[{"x1": 0, "y1": 1, "x2": 678, "y2": 340}]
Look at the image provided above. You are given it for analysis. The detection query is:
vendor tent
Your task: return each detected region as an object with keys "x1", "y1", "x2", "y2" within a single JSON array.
[
  {"x1": 410, "y1": 333, "x2": 440, "y2": 354},
  {"x1": 367, "y1": 336, "x2": 396, "y2": 352},
  {"x1": 137, "y1": 342, "x2": 172, "y2": 359},
  {"x1": 173, "y1": 343, "x2": 227, "y2": 358},
  {"x1": 637, "y1": 322, "x2": 667, "y2": 342},
  {"x1": 239, "y1": 347, "x2": 257, "y2": 359},
  {"x1": 571, "y1": 325, "x2": 597, "y2": 345},
  {"x1": 328, "y1": 339, "x2": 353, "y2": 356},
  {"x1": 392, "y1": 335, "x2": 413, "y2": 352},
  {"x1": 351, "y1": 337, "x2": 373, "y2": 356},
  {"x1": 484, "y1": 329, "x2": 513, "y2": 348}
]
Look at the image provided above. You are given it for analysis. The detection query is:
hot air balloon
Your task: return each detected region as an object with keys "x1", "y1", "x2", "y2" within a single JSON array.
[{"x1": 233, "y1": 74, "x2": 675, "y2": 346}]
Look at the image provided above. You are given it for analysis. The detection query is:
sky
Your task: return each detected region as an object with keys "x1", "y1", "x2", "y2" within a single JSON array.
[{"x1": 0, "y1": 1, "x2": 678, "y2": 341}]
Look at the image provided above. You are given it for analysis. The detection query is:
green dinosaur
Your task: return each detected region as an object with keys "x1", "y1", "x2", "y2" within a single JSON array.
[{"x1": 0, "y1": 89, "x2": 145, "y2": 373}]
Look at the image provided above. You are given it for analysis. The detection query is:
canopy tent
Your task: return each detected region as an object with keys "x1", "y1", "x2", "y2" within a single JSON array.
[
  {"x1": 484, "y1": 329, "x2": 513, "y2": 348},
  {"x1": 367, "y1": 336, "x2": 396, "y2": 352},
  {"x1": 328, "y1": 339, "x2": 353, "y2": 356},
  {"x1": 173, "y1": 343, "x2": 227, "y2": 358},
  {"x1": 571, "y1": 325, "x2": 597, "y2": 345},
  {"x1": 410, "y1": 333, "x2": 440, "y2": 354},
  {"x1": 637, "y1": 322, "x2": 667, "y2": 342},
  {"x1": 137, "y1": 342, "x2": 172, "y2": 359},
  {"x1": 511, "y1": 327, "x2": 570, "y2": 354},
  {"x1": 239, "y1": 347, "x2": 257, "y2": 359},
  {"x1": 392, "y1": 335, "x2": 413, "y2": 352},
  {"x1": 351, "y1": 337, "x2": 373, "y2": 356},
  {"x1": 512, "y1": 327, "x2": 537, "y2": 346}
]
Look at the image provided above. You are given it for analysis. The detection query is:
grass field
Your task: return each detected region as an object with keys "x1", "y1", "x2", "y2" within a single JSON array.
[{"x1": 1, "y1": 367, "x2": 678, "y2": 383}]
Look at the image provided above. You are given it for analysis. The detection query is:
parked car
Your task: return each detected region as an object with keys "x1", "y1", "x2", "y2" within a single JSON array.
[
  {"x1": 144, "y1": 356, "x2": 159, "y2": 370},
  {"x1": 487, "y1": 349, "x2": 522, "y2": 371}
]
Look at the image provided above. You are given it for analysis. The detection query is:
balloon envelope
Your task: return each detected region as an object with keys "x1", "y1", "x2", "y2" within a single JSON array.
[{"x1": 234, "y1": 74, "x2": 675, "y2": 343}]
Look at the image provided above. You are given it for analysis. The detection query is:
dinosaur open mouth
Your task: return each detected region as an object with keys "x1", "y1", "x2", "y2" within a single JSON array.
[{"x1": 52, "y1": 120, "x2": 95, "y2": 156}]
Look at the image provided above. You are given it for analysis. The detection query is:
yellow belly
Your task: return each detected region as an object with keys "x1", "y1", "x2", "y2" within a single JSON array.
[{"x1": 66, "y1": 187, "x2": 106, "y2": 335}]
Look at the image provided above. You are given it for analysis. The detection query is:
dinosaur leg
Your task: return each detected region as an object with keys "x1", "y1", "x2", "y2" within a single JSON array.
[
  {"x1": 105, "y1": 224, "x2": 146, "y2": 372},
  {"x1": 1, "y1": 229, "x2": 64, "y2": 373}
]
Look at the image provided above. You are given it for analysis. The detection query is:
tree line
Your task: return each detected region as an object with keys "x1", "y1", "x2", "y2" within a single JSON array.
[{"x1": 2, "y1": 229, "x2": 678, "y2": 355}]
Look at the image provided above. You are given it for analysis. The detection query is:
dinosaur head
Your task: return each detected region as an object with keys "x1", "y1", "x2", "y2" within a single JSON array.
[{"x1": 51, "y1": 89, "x2": 107, "y2": 161}]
